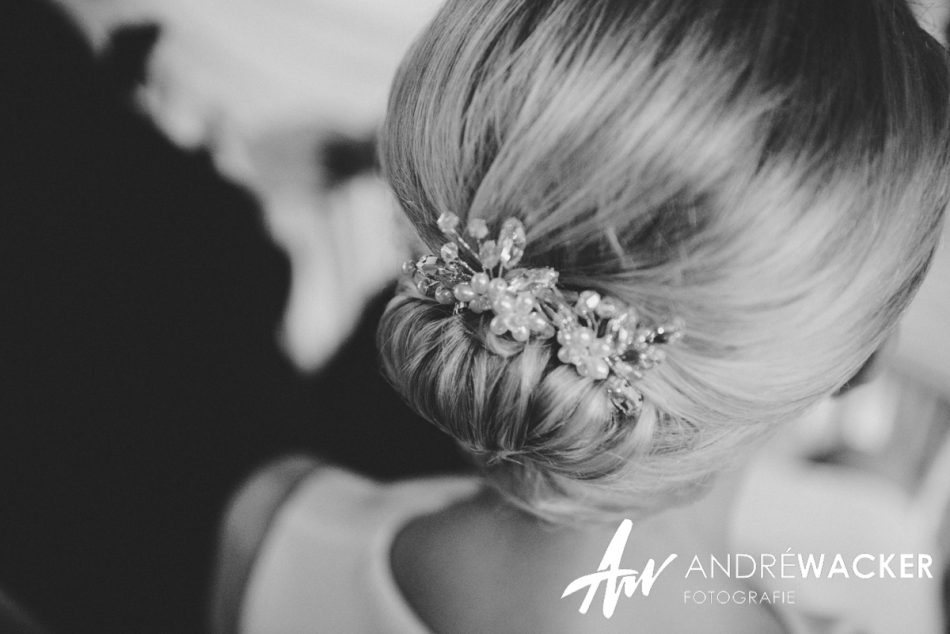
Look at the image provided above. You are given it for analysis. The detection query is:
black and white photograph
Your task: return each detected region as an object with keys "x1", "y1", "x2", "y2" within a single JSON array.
[{"x1": 2, "y1": 1, "x2": 950, "y2": 632}]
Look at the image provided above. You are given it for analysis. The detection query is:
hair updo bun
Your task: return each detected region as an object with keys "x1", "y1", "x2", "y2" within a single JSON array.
[
  {"x1": 377, "y1": 0, "x2": 950, "y2": 522},
  {"x1": 378, "y1": 292, "x2": 688, "y2": 520}
]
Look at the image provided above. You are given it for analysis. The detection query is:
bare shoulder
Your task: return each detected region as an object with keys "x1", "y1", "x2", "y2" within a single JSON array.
[{"x1": 390, "y1": 504, "x2": 787, "y2": 634}]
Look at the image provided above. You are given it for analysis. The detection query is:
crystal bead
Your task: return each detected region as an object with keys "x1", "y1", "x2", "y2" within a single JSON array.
[
  {"x1": 435, "y1": 287, "x2": 455, "y2": 304},
  {"x1": 591, "y1": 338, "x2": 613, "y2": 357},
  {"x1": 437, "y1": 212, "x2": 460, "y2": 234},
  {"x1": 440, "y1": 243, "x2": 459, "y2": 262},
  {"x1": 575, "y1": 327, "x2": 595, "y2": 346},
  {"x1": 608, "y1": 387, "x2": 642, "y2": 418},
  {"x1": 613, "y1": 360, "x2": 633, "y2": 378},
  {"x1": 535, "y1": 268, "x2": 559, "y2": 287},
  {"x1": 633, "y1": 328, "x2": 653, "y2": 349},
  {"x1": 479, "y1": 241, "x2": 501, "y2": 268},
  {"x1": 500, "y1": 246, "x2": 525, "y2": 269},
  {"x1": 454, "y1": 283, "x2": 476, "y2": 302},
  {"x1": 401, "y1": 260, "x2": 416, "y2": 276},
  {"x1": 498, "y1": 218, "x2": 527, "y2": 269},
  {"x1": 470, "y1": 272, "x2": 490, "y2": 294},
  {"x1": 615, "y1": 327, "x2": 633, "y2": 349},
  {"x1": 610, "y1": 310, "x2": 638, "y2": 333},
  {"x1": 502, "y1": 273, "x2": 523, "y2": 292},
  {"x1": 414, "y1": 273, "x2": 428, "y2": 293},
  {"x1": 574, "y1": 291, "x2": 601, "y2": 316},
  {"x1": 624, "y1": 308, "x2": 640, "y2": 328},
  {"x1": 595, "y1": 297, "x2": 622, "y2": 318},
  {"x1": 654, "y1": 320, "x2": 685, "y2": 344},
  {"x1": 499, "y1": 217, "x2": 526, "y2": 242},
  {"x1": 467, "y1": 218, "x2": 489, "y2": 239}
]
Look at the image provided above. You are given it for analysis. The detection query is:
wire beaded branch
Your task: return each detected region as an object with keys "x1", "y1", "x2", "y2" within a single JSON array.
[{"x1": 402, "y1": 212, "x2": 684, "y2": 418}]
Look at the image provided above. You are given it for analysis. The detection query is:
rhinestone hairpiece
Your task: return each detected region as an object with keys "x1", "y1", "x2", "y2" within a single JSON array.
[{"x1": 402, "y1": 213, "x2": 684, "y2": 418}]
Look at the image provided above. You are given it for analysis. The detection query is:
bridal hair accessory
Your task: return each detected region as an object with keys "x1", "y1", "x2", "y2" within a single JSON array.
[{"x1": 402, "y1": 213, "x2": 684, "y2": 418}]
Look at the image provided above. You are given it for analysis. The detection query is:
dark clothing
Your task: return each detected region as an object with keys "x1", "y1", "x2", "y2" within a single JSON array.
[{"x1": 0, "y1": 3, "x2": 466, "y2": 632}]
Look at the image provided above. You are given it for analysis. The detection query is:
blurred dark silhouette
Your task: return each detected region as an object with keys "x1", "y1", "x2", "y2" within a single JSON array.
[
  {"x1": 0, "y1": 3, "x2": 467, "y2": 633},
  {"x1": 320, "y1": 134, "x2": 378, "y2": 189},
  {"x1": 100, "y1": 23, "x2": 162, "y2": 90}
]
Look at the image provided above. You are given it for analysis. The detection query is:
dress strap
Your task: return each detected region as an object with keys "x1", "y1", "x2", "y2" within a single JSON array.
[{"x1": 209, "y1": 455, "x2": 325, "y2": 634}]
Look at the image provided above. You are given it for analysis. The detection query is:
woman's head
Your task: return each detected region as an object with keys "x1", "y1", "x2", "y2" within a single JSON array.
[{"x1": 378, "y1": 0, "x2": 950, "y2": 522}]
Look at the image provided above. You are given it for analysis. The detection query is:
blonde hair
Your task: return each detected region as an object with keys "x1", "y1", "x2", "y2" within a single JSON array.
[{"x1": 378, "y1": 0, "x2": 950, "y2": 523}]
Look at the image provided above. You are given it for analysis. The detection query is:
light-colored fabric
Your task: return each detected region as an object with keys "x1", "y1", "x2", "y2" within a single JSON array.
[
  {"x1": 212, "y1": 456, "x2": 325, "y2": 634},
  {"x1": 240, "y1": 467, "x2": 480, "y2": 634}
]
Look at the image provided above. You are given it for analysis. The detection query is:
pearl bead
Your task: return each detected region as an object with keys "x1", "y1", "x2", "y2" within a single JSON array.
[
  {"x1": 487, "y1": 279, "x2": 508, "y2": 297},
  {"x1": 470, "y1": 296, "x2": 491, "y2": 313},
  {"x1": 490, "y1": 316, "x2": 508, "y2": 336},
  {"x1": 493, "y1": 296, "x2": 515, "y2": 314},
  {"x1": 514, "y1": 294, "x2": 535, "y2": 314},
  {"x1": 471, "y1": 272, "x2": 490, "y2": 294},
  {"x1": 528, "y1": 314, "x2": 548, "y2": 331},
  {"x1": 454, "y1": 283, "x2": 476, "y2": 302},
  {"x1": 509, "y1": 314, "x2": 527, "y2": 328},
  {"x1": 576, "y1": 328, "x2": 594, "y2": 346},
  {"x1": 511, "y1": 326, "x2": 530, "y2": 342}
]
